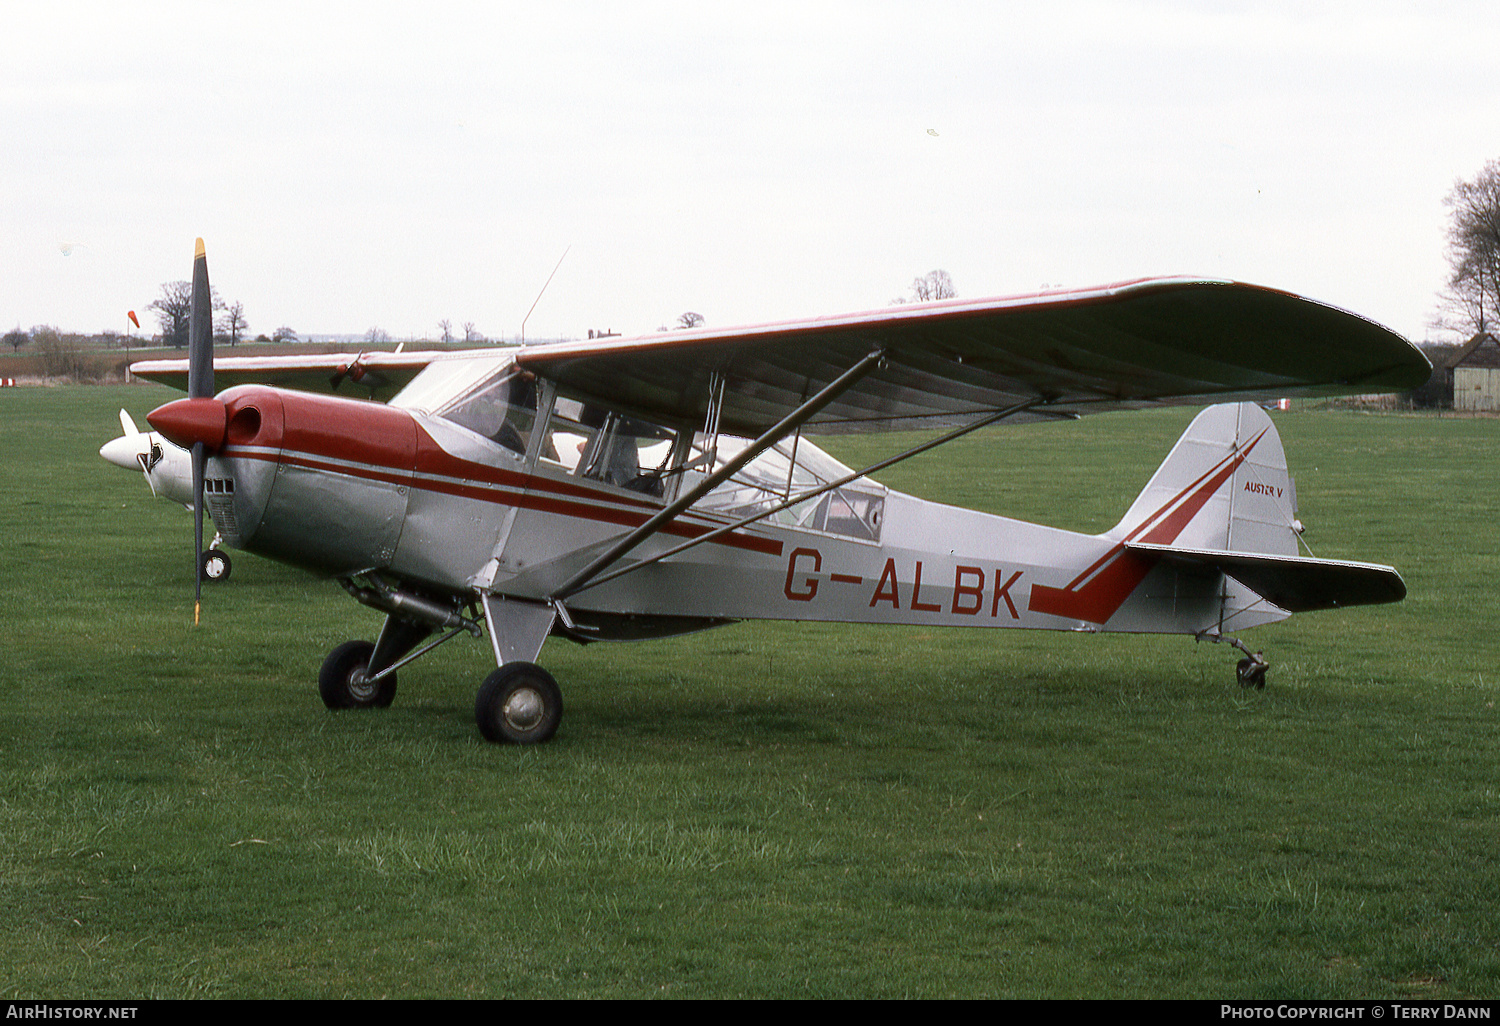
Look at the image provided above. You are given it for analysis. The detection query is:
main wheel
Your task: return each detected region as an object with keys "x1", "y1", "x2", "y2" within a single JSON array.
[
  {"x1": 475, "y1": 662, "x2": 562, "y2": 744},
  {"x1": 200, "y1": 548, "x2": 232, "y2": 582},
  {"x1": 318, "y1": 640, "x2": 397, "y2": 710}
]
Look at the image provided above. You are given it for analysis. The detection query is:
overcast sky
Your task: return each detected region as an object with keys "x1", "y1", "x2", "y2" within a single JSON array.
[{"x1": 5, "y1": 0, "x2": 1497, "y2": 344}]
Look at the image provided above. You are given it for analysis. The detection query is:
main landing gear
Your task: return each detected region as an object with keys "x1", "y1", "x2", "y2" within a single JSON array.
[
  {"x1": 318, "y1": 640, "x2": 397, "y2": 709},
  {"x1": 319, "y1": 580, "x2": 564, "y2": 744},
  {"x1": 317, "y1": 637, "x2": 563, "y2": 744},
  {"x1": 318, "y1": 639, "x2": 563, "y2": 743}
]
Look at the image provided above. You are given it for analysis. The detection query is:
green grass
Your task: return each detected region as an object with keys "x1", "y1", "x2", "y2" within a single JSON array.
[{"x1": 2, "y1": 385, "x2": 1498, "y2": 998}]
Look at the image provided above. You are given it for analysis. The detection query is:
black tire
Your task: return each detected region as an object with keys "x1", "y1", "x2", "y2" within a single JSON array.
[
  {"x1": 318, "y1": 640, "x2": 397, "y2": 710},
  {"x1": 475, "y1": 662, "x2": 562, "y2": 744},
  {"x1": 1236, "y1": 657, "x2": 1267, "y2": 690},
  {"x1": 200, "y1": 548, "x2": 232, "y2": 582}
]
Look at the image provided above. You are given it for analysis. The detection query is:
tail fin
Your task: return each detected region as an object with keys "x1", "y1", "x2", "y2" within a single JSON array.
[
  {"x1": 1115, "y1": 402, "x2": 1404, "y2": 615},
  {"x1": 1110, "y1": 402, "x2": 1298, "y2": 557},
  {"x1": 1027, "y1": 402, "x2": 1403, "y2": 629}
]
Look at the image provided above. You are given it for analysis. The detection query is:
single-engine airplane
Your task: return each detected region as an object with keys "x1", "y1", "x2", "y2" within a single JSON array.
[
  {"x1": 136, "y1": 240, "x2": 1430, "y2": 744},
  {"x1": 99, "y1": 409, "x2": 235, "y2": 581}
]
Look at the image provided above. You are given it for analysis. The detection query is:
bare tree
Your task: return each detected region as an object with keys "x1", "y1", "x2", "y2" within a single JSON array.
[
  {"x1": 1438, "y1": 160, "x2": 1500, "y2": 338},
  {"x1": 4, "y1": 327, "x2": 25, "y2": 354},
  {"x1": 893, "y1": 270, "x2": 957, "y2": 305},
  {"x1": 220, "y1": 301, "x2": 248, "y2": 347},
  {"x1": 910, "y1": 270, "x2": 956, "y2": 302},
  {"x1": 438, "y1": 319, "x2": 453, "y2": 344},
  {"x1": 676, "y1": 311, "x2": 704, "y2": 329},
  {"x1": 147, "y1": 281, "x2": 193, "y2": 348},
  {"x1": 148, "y1": 280, "x2": 223, "y2": 347},
  {"x1": 365, "y1": 327, "x2": 391, "y2": 345},
  {"x1": 463, "y1": 322, "x2": 481, "y2": 343}
]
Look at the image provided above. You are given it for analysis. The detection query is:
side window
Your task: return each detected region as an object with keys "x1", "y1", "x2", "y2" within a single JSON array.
[
  {"x1": 539, "y1": 396, "x2": 677, "y2": 498},
  {"x1": 538, "y1": 397, "x2": 601, "y2": 473},
  {"x1": 580, "y1": 414, "x2": 675, "y2": 496},
  {"x1": 685, "y1": 433, "x2": 886, "y2": 542}
]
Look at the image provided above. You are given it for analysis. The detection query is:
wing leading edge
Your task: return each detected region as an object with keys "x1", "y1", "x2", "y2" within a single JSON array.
[
  {"x1": 129, "y1": 350, "x2": 472, "y2": 401},
  {"x1": 516, "y1": 278, "x2": 1430, "y2": 436}
]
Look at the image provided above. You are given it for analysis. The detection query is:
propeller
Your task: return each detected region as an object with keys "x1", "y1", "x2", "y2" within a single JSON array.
[
  {"x1": 329, "y1": 352, "x2": 367, "y2": 391},
  {"x1": 188, "y1": 238, "x2": 213, "y2": 626}
]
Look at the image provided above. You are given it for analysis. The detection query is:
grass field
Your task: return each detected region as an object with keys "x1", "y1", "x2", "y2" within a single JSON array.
[{"x1": 2, "y1": 384, "x2": 1497, "y2": 999}]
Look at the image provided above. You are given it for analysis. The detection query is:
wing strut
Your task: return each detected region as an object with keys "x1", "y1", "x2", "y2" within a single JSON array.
[
  {"x1": 563, "y1": 396, "x2": 1048, "y2": 597},
  {"x1": 550, "y1": 348, "x2": 887, "y2": 603}
]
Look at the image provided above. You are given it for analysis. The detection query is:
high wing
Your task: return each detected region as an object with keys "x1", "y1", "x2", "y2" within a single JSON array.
[
  {"x1": 129, "y1": 349, "x2": 477, "y2": 401},
  {"x1": 516, "y1": 278, "x2": 1430, "y2": 435}
]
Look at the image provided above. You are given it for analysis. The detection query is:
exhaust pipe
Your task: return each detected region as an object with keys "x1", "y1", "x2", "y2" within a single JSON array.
[{"x1": 340, "y1": 577, "x2": 482, "y2": 637}]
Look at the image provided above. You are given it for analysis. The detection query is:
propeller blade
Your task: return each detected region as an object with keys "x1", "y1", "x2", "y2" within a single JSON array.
[
  {"x1": 187, "y1": 238, "x2": 212, "y2": 624},
  {"x1": 193, "y1": 441, "x2": 205, "y2": 625},
  {"x1": 119, "y1": 408, "x2": 140, "y2": 436},
  {"x1": 188, "y1": 239, "x2": 212, "y2": 400}
]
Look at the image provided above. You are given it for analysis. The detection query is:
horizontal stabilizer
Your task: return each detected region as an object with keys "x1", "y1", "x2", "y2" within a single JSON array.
[{"x1": 1126, "y1": 542, "x2": 1406, "y2": 612}]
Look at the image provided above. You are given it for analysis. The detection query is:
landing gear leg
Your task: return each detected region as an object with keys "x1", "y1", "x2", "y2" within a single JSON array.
[
  {"x1": 474, "y1": 594, "x2": 563, "y2": 744},
  {"x1": 317, "y1": 615, "x2": 432, "y2": 710},
  {"x1": 1198, "y1": 632, "x2": 1269, "y2": 689}
]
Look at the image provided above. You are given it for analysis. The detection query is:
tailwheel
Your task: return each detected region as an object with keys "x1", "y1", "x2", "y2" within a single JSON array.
[
  {"x1": 475, "y1": 662, "x2": 562, "y2": 745},
  {"x1": 1196, "y1": 631, "x2": 1270, "y2": 690},
  {"x1": 318, "y1": 640, "x2": 397, "y2": 710},
  {"x1": 1236, "y1": 653, "x2": 1268, "y2": 690}
]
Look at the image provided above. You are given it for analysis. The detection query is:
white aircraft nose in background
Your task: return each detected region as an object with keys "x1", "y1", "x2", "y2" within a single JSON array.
[
  {"x1": 100, "y1": 410, "x2": 155, "y2": 476},
  {"x1": 99, "y1": 407, "x2": 232, "y2": 582},
  {"x1": 98, "y1": 431, "x2": 147, "y2": 473}
]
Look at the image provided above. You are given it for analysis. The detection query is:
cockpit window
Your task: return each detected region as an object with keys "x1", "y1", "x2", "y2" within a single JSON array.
[
  {"x1": 433, "y1": 368, "x2": 540, "y2": 455},
  {"x1": 389, "y1": 354, "x2": 513, "y2": 415}
]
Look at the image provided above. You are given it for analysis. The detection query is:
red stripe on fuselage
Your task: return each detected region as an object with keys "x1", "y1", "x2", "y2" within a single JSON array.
[
  {"x1": 1027, "y1": 429, "x2": 1266, "y2": 623},
  {"x1": 220, "y1": 387, "x2": 781, "y2": 557}
]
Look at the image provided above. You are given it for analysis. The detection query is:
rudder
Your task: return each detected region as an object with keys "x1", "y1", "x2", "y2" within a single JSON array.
[{"x1": 1110, "y1": 403, "x2": 1299, "y2": 557}]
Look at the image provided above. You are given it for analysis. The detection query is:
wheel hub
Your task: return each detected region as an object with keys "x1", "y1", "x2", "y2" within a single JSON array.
[
  {"x1": 347, "y1": 669, "x2": 377, "y2": 703},
  {"x1": 503, "y1": 687, "x2": 544, "y2": 730}
]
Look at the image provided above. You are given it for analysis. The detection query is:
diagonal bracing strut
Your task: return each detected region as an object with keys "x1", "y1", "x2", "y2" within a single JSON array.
[
  {"x1": 561, "y1": 396, "x2": 1047, "y2": 598},
  {"x1": 549, "y1": 348, "x2": 888, "y2": 603}
]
